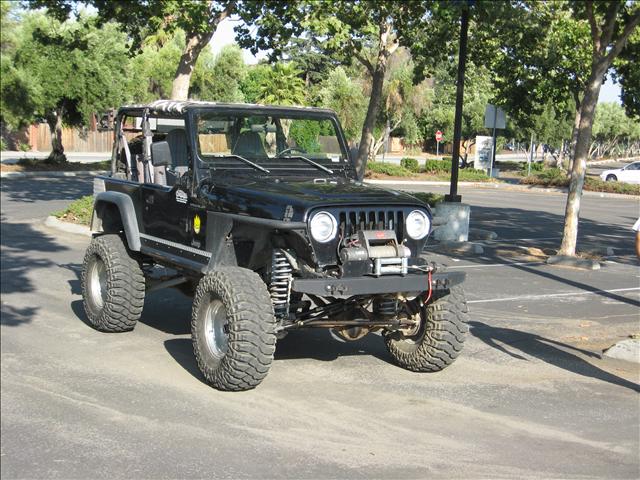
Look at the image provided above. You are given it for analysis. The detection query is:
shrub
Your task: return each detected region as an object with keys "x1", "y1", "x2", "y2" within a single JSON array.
[
  {"x1": 0, "y1": 138, "x2": 7, "y2": 151},
  {"x1": 521, "y1": 161, "x2": 544, "y2": 174},
  {"x1": 422, "y1": 159, "x2": 451, "y2": 173},
  {"x1": 18, "y1": 142, "x2": 31, "y2": 152},
  {"x1": 400, "y1": 157, "x2": 419, "y2": 172},
  {"x1": 458, "y1": 169, "x2": 492, "y2": 181},
  {"x1": 521, "y1": 170, "x2": 639, "y2": 195},
  {"x1": 366, "y1": 161, "x2": 414, "y2": 177},
  {"x1": 54, "y1": 195, "x2": 94, "y2": 225}
]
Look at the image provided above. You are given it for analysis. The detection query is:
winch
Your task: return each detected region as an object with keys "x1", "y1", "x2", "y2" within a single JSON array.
[{"x1": 339, "y1": 230, "x2": 411, "y2": 276}]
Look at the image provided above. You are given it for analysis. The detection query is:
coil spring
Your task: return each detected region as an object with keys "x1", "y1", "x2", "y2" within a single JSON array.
[
  {"x1": 373, "y1": 295, "x2": 398, "y2": 317},
  {"x1": 269, "y1": 249, "x2": 293, "y2": 318}
]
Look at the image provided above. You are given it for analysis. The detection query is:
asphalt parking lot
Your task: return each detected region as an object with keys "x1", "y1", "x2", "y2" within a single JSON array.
[{"x1": 1, "y1": 176, "x2": 639, "y2": 479}]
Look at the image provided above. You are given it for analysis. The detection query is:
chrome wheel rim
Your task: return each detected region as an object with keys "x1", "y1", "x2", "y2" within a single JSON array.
[
  {"x1": 89, "y1": 257, "x2": 107, "y2": 309},
  {"x1": 203, "y1": 299, "x2": 229, "y2": 359}
]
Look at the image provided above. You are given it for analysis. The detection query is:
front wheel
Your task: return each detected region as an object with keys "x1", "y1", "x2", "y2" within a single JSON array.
[
  {"x1": 81, "y1": 234, "x2": 145, "y2": 332},
  {"x1": 191, "y1": 268, "x2": 277, "y2": 391},
  {"x1": 383, "y1": 286, "x2": 469, "y2": 372}
]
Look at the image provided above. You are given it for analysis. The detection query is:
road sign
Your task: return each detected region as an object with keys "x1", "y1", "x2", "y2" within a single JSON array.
[
  {"x1": 435, "y1": 130, "x2": 443, "y2": 142},
  {"x1": 484, "y1": 105, "x2": 506, "y2": 129}
]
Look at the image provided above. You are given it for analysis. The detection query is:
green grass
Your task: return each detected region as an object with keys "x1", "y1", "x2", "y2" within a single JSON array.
[
  {"x1": 366, "y1": 162, "x2": 415, "y2": 177},
  {"x1": 15, "y1": 158, "x2": 111, "y2": 171},
  {"x1": 54, "y1": 195, "x2": 94, "y2": 225}
]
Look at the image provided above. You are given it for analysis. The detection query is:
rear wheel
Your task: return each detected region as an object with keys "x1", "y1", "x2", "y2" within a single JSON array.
[
  {"x1": 81, "y1": 234, "x2": 145, "y2": 332},
  {"x1": 606, "y1": 174, "x2": 617, "y2": 182},
  {"x1": 383, "y1": 286, "x2": 469, "y2": 372},
  {"x1": 191, "y1": 268, "x2": 276, "y2": 391}
]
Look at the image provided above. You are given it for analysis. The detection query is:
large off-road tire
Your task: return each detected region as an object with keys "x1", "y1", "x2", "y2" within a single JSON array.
[
  {"x1": 81, "y1": 234, "x2": 145, "y2": 332},
  {"x1": 384, "y1": 286, "x2": 469, "y2": 372},
  {"x1": 191, "y1": 268, "x2": 277, "y2": 391}
]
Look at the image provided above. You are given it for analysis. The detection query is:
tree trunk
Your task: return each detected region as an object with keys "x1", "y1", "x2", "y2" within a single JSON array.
[
  {"x1": 46, "y1": 107, "x2": 66, "y2": 165},
  {"x1": 355, "y1": 66, "x2": 386, "y2": 179},
  {"x1": 567, "y1": 98, "x2": 581, "y2": 173},
  {"x1": 558, "y1": 60, "x2": 608, "y2": 256},
  {"x1": 171, "y1": 32, "x2": 213, "y2": 100}
]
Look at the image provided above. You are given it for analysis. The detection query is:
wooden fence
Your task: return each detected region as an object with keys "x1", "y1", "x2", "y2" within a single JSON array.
[{"x1": 28, "y1": 124, "x2": 114, "y2": 152}]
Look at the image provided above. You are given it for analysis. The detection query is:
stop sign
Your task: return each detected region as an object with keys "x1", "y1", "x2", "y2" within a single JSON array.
[{"x1": 435, "y1": 130, "x2": 443, "y2": 142}]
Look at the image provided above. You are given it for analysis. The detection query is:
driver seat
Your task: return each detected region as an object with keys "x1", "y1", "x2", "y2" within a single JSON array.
[{"x1": 232, "y1": 131, "x2": 267, "y2": 158}]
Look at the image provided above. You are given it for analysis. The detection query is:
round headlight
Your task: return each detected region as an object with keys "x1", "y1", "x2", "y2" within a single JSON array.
[
  {"x1": 309, "y1": 211, "x2": 337, "y2": 243},
  {"x1": 405, "y1": 210, "x2": 431, "y2": 240}
]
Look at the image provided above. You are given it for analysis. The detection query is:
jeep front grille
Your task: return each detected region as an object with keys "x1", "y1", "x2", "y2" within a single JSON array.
[{"x1": 338, "y1": 209, "x2": 404, "y2": 240}]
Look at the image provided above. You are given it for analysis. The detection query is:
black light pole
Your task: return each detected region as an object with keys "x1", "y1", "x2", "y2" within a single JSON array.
[{"x1": 445, "y1": 4, "x2": 469, "y2": 203}]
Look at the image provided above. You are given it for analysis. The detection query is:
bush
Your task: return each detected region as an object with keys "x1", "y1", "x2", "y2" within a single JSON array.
[
  {"x1": 18, "y1": 142, "x2": 31, "y2": 152},
  {"x1": 458, "y1": 169, "x2": 492, "y2": 181},
  {"x1": 0, "y1": 138, "x2": 7, "y2": 151},
  {"x1": 422, "y1": 159, "x2": 451, "y2": 174},
  {"x1": 54, "y1": 195, "x2": 94, "y2": 225},
  {"x1": 521, "y1": 162, "x2": 544, "y2": 174},
  {"x1": 521, "y1": 170, "x2": 640, "y2": 195},
  {"x1": 400, "y1": 157, "x2": 419, "y2": 172},
  {"x1": 366, "y1": 161, "x2": 414, "y2": 177}
]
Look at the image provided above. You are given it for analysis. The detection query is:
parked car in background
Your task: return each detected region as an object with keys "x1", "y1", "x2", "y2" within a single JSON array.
[{"x1": 600, "y1": 161, "x2": 640, "y2": 184}]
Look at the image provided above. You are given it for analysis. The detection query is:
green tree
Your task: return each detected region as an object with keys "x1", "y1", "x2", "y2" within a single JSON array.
[
  {"x1": 32, "y1": 0, "x2": 236, "y2": 100},
  {"x1": 241, "y1": 64, "x2": 272, "y2": 104},
  {"x1": 238, "y1": 0, "x2": 407, "y2": 179},
  {"x1": 254, "y1": 63, "x2": 306, "y2": 106},
  {"x1": 192, "y1": 44, "x2": 246, "y2": 102},
  {"x1": 614, "y1": 30, "x2": 640, "y2": 119},
  {"x1": 556, "y1": 1, "x2": 640, "y2": 256},
  {"x1": 4, "y1": 12, "x2": 130, "y2": 162},
  {"x1": 318, "y1": 66, "x2": 366, "y2": 142}
]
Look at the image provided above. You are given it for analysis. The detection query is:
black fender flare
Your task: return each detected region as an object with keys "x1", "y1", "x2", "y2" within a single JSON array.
[{"x1": 91, "y1": 191, "x2": 141, "y2": 251}]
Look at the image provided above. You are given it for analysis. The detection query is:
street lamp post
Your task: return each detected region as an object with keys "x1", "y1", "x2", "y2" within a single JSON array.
[{"x1": 445, "y1": 3, "x2": 469, "y2": 203}]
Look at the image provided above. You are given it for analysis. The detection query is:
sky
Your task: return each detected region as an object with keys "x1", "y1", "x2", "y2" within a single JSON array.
[{"x1": 211, "y1": 18, "x2": 623, "y2": 105}]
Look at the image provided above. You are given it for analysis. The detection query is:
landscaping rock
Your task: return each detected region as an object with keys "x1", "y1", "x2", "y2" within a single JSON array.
[{"x1": 468, "y1": 228, "x2": 498, "y2": 241}]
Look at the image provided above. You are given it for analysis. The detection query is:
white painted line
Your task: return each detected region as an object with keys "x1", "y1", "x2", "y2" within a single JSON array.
[
  {"x1": 467, "y1": 287, "x2": 640, "y2": 304},
  {"x1": 449, "y1": 261, "x2": 545, "y2": 269}
]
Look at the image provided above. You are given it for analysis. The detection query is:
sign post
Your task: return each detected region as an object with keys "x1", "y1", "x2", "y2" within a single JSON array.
[
  {"x1": 484, "y1": 104, "x2": 506, "y2": 178},
  {"x1": 435, "y1": 130, "x2": 443, "y2": 160}
]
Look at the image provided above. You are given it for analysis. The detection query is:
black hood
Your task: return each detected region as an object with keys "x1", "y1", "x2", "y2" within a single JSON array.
[{"x1": 204, "y1": 176, "x2": 429, "y2": 222}]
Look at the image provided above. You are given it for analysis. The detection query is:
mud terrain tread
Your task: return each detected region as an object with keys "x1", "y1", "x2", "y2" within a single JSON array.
[
  {"x1": 191, "y1": 268, "x2": 276, "y2": 391},
  {"x1": 384, "y1": 286, "x2": 469, "y2": 372},
  {"x1": 82, "y1": 234, "x2": 145, "y2": 332}
]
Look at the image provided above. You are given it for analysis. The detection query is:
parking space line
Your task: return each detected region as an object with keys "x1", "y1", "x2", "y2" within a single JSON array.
[
  {"x1": 450, "y1": 261, "x2": 545, "y2": 269},
  {"x1": 467, "y1": 287, "x2": 640, "y2": 304}
]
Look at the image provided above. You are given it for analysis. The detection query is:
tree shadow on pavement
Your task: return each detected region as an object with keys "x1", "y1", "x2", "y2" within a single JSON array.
[
  {"x1": 469, "y1": 321, "x2": 640, "y2": 393},
  {"x1": 0, "y1": 176, "x2": 92, "y2": 204},
  {"x1": 1, "y1": 216, "x2": 69, "y2": 325}
]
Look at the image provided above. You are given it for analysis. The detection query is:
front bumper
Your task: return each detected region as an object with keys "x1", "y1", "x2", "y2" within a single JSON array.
[{"x1": 292, "y1": 271, "x2": 465, "y2": 297}]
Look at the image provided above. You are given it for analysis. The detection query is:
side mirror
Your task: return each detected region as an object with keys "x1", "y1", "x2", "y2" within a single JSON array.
[{"x1": 151, "y1": 141, "x2": 172, "y2": 167}]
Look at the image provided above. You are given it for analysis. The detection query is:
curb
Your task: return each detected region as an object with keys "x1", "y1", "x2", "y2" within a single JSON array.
[
  {"x1": 44, "y1": 216, "x2": 91, "y2": 237},
  {"x1": 546, "y1": 255, "x2": 600, "y2": 271},
  {"x1": 366, "y1": 179, "x2": 639, "y2": 200},
  {"x1": 1, "y1": 170, "x2": 108, "y2": 179},
  {"x1": 602, "y1": 338, "x2": 640, "y2": 363}
]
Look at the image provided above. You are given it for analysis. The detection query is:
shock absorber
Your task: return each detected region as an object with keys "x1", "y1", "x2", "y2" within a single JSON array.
[{"x1": 269, "y1": 249, "x2": 293, "y2": 319}]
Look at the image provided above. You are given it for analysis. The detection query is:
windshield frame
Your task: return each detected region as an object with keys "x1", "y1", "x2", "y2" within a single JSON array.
[{"x1": 187, "y1": 106, "x2": 353, "y2": 178}]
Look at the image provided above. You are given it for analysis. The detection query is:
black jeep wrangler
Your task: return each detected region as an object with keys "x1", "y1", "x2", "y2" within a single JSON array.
[{"x1": 83, "y1": 100, "x2": 468, "y2": 391}]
